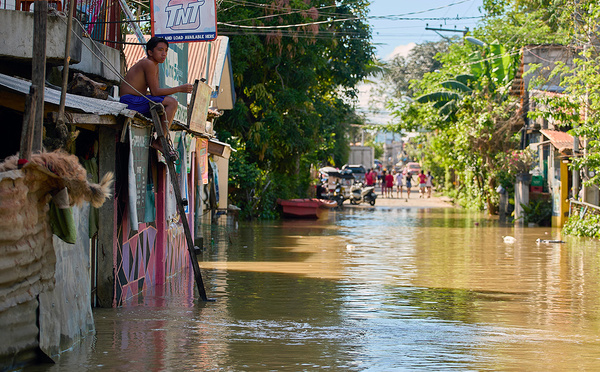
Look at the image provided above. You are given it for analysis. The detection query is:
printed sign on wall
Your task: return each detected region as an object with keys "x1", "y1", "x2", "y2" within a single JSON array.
[
  {"x1": 129, "y1": 125, "x2": 152, "y2": 228},
  {"x1": 158, "y1": 42, "x2": 188, "y2": 123},
  {"x1": 150, "y1": 0, "x2": 217, "y2": 43}
]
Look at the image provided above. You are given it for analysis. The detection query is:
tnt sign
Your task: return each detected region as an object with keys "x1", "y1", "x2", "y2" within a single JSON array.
[{"x1": 151, "y1": 0, "x2": 216, "y2": 43}]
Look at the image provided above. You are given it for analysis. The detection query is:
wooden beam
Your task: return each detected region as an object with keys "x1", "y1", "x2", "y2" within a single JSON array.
[{"x1": 49, "y1": 112, "x2": 119, "y2": 126}]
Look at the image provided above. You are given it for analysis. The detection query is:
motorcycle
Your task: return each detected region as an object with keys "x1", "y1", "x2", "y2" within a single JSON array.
[
  {"x1": 349, "y1": 182, "x2": 377, "y2": 206},
  {"x1": 332, "y1": 183, "x2": 345, "y2": 207},
  {"x1": 317, "y1": 181, "x2": 345, "y2": 207}
]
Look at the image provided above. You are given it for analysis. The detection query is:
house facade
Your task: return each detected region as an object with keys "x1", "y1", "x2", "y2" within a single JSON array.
[
  {"x1": 0, "y1": 2, "x2": 235, "y2": 367},
  {"x1": 518, "y1": 45, "x2": 599, "y2": 226}
]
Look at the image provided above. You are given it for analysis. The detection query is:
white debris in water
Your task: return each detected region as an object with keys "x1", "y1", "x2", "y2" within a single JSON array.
[{"x1": 503, "y1": 236, "x2": 516, "y2": 244}]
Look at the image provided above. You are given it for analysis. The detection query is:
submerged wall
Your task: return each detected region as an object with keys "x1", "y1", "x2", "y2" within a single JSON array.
[
  {"x1": 114, "y1": 165, "x2": 191, "y2": 306},
  {"x1": 39, "y1": 205, "x2": 95, "y2": 358}
]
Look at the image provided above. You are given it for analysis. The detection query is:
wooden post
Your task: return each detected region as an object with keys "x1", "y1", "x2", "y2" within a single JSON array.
[
  {"x1": 96, "y1": 126, "x2": 117, "y2": 307},
  {"x1": 57, "y1": 0, "x2": 76, "y2": 127},
  {"x1": 19, "y1": 86, "x2": 37, "y2": 162},
  {"x1": 32, "y1": 0, "x2": 48, "y2": 152}
]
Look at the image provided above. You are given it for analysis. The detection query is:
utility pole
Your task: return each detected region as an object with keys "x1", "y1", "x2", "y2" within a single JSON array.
[{"x1": 425, "y1": 25, "x2": 469, "y2": 40}]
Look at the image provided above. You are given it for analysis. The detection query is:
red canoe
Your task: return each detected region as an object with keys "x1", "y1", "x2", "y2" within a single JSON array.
[{"x1": 277, "y1": 198, "x2": 337, "y2": 218}]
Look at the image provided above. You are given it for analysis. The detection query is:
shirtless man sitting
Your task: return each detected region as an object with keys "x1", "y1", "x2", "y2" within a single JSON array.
[{"x1": 120, "y1": 36, "x2": 193, "y2": 153}]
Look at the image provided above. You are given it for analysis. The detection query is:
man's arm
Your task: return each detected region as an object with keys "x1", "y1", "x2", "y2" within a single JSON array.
[{"x1": 143, "y1": 59, "x2": 193, "y2": 96}]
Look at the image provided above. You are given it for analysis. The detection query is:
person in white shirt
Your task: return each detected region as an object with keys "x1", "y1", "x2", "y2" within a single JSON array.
[
  {"x1": 425, "y1": 171, "x2": 434, "y2": 198},
  {"x1": 395, "y1": 171, "x2": 404, "y2": 198}
]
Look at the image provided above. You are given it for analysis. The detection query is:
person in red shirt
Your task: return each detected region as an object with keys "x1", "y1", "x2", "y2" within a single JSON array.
[
  {"x1": 417, "y1": 170, "x2": 427, "y2": 198},
  {"x1": 385, "y1": 171, "x2": 395, "y2": 198},
  {"x1": 365, "y1": 168, "x2": 374, "y2": 186}
]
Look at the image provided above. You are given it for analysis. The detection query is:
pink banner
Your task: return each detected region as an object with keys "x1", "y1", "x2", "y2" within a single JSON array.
[
  {"x1": 79, "y1": 0, "x2": 104, "y2": 34},
  {"x1": 196, "y1": 138, "x2": 208, "y2": 185}
]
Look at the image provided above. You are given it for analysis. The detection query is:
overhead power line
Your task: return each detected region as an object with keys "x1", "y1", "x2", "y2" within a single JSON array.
[
  {"x1": 218, "y1": 0, "x2": 481, "y2": 26},
  {"x1": 372, "y1": 16, "x2": 482, "y2": 21},
  {"x1": 218, "y1": 17, "x2": 358, "y2": 30},
  {"x1": 368, "y1": 0, "x2": 475, "y2": 18}
]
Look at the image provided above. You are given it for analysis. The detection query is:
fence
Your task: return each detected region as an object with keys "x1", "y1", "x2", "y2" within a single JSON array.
[{"x1": 568, "y1": 199, "x2": 600, "y2": 219}]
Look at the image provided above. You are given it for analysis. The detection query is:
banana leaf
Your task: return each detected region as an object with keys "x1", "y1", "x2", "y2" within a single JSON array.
[
  {"x1": 415, "y1": 91, "x2": 461, "y2": 104},
  {"x1": 440, "y1": 80, "x2": 472, "y2": 93},
  {"x1": 433, "y1": 100, "x2": 450, "y2": 109},
  {"x1": 469, "y1": 51, "x2": 485, "y2": 78},
  {"x1": 490, "y1": 43, "x2": 511, "y2": 84},
  {"x1": 439, "y1": 100, "x2": 457, "y2": 116},
  {"x1": 455, "y1": 74, "x2": 476, "y2": 86}
]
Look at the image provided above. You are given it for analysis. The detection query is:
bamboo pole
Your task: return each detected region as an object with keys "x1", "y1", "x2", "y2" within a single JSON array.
[{"x1": 56, "y1": 0, "x2": 76, "y2": 128}]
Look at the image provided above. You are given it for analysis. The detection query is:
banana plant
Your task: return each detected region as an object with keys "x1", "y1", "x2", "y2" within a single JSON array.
[
  {"x1": 415, "y1": 77, "x2": 475, "y2": 121},
  {"x1": 414, "y1": 38, "x2": 519, "y2": 122}
]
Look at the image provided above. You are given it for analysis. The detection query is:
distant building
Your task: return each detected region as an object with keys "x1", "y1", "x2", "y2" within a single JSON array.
[{"x1": 517, "y1": 44, "x2": 598, "y2": 226}]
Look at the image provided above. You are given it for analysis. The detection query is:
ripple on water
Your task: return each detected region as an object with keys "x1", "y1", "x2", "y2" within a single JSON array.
[{"x1": 28, "y1": 207, "x2": 600, "y2": 371}]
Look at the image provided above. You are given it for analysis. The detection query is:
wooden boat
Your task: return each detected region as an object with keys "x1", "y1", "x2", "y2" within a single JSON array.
[{"x1": 277, "y1": 198, "x2": 337, "y2": 218}]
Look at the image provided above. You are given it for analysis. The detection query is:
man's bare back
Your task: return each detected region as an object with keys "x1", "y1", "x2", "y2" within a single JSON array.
[{"x1": 120, "y1": 58, "x2": 155, "y2": 97}]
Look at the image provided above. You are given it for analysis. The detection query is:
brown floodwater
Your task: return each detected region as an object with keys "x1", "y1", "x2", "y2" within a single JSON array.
[{"x1": 31, "y1": 207, "x2": 600, "y2": 371}]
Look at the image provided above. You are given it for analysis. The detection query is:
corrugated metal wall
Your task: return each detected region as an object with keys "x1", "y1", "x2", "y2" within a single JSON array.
[{"x1": 0, "y1": 169, "x2": 56, "y2": 365}]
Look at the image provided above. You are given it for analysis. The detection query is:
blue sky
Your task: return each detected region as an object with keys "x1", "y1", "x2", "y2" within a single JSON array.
[
  {"x1": 368, "y1": 0, "x2": 485, "y2": 60},
  {"x1": 355, "y1": 0, "x2": 485, "y2": 127}
]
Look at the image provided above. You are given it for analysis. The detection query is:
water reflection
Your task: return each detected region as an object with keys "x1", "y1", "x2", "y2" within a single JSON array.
[{"x1": 31, "y1": 207, "x2": 600, "y2": 371}]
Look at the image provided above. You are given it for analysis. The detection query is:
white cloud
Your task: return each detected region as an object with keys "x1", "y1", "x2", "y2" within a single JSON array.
[{"x1": 386, "y1": 42, "x2": 416, "y2": 60}]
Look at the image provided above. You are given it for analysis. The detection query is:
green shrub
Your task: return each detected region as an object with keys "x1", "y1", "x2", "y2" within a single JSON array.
[
  {"x1": 563, "y1": 213, "x2": 600, "y2": 238},
  {"x1": 520, "y1": 198, "x2": 552, "y2": 226}
]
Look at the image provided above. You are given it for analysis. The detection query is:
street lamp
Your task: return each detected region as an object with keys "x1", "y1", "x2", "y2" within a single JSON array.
[{"x1": 465, "y1": 36, "x2": 486, "y2": 47}]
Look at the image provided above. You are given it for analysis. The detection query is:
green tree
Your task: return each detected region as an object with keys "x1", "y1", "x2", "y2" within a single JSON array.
[
  {"x1": 381, "y1": 40, "x2": 450, "y2": 98},
  {"x1": 385, "y1": 4, "x2": 569, "y2": 212},
  {"x1": 216, "y1": 0, "x2": 375, "y2": 217}
]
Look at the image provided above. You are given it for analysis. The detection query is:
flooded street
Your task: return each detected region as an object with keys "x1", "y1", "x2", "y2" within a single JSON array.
[{"x1": 37, "y1": 206, "x2": 600, "y2": 371}]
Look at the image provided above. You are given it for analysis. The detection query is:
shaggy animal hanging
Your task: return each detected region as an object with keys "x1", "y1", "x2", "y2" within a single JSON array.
[{"x1": 0, "y1": 151, "x2": 113, "y2": 208}]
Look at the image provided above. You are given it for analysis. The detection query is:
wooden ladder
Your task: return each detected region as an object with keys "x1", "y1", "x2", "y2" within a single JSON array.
[{"x1": 150, "y1": 104, "x2": 213, "y2": 302}]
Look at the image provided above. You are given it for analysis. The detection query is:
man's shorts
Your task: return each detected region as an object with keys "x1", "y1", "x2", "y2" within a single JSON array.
[{"x1": 120, "y1": 94, "x2": 165, "y2": 117}]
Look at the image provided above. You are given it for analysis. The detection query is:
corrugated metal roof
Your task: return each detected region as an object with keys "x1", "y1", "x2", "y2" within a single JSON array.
[
  {"x1": 540, "y1": 129, "x2": 575, "y2": 153},
  {"x1": 123, "y1": 34, "x2": 150, "y2": 71},
  {"x1": 188, "y1": 37, "x2": 224, "y2": 89},
  {"x1": 0, "y1": 73, "x2": 136, "y2": 117}
]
